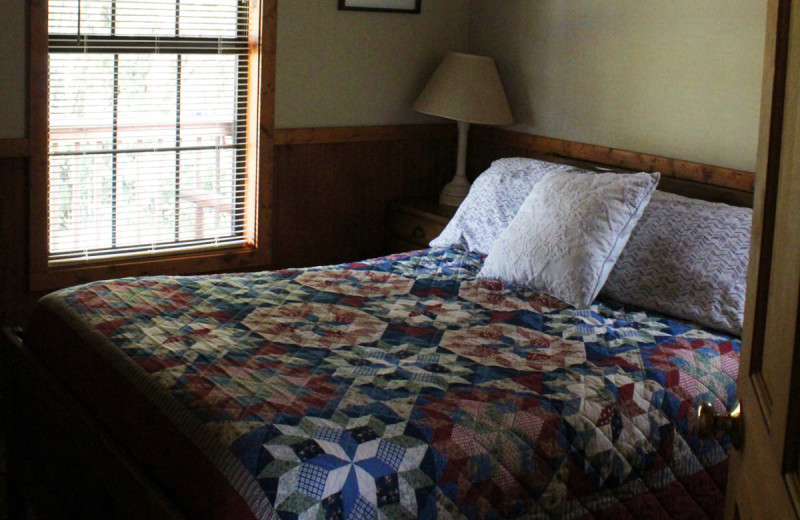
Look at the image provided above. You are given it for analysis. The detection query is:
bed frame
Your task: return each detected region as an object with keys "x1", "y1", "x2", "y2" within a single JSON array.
[
  {"x1": 3, "y1": 326, "x2": 185, "y2": 519},
  {"x1": 2, "y1": 152, "x2": 754, "y2": 520}
]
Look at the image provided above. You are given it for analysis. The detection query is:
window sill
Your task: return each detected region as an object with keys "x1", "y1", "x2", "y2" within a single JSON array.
[{"x1": 30, "y1": 243, "x2": 271, "y2": 292}]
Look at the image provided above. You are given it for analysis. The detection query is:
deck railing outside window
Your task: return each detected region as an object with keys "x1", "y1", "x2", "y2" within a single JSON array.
[{"x1": 47, "y1": 0, "x2": 249, "y2": 264}]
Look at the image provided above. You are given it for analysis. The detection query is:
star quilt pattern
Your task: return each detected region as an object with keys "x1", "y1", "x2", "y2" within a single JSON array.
[{"x1": 48, "y1": 247, "x2": 739, "y2": 520}]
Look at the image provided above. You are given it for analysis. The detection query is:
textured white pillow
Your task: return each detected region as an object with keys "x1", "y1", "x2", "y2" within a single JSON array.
[
  {"x1": 602, "y1": 191, "x2": 751, "y2": 335},
  {"x1": 429, "y1": 158, "x2": 590, "y2": 254},
  {"x1": 478, "y1": 170, "x2": 660, "y2": 309}
]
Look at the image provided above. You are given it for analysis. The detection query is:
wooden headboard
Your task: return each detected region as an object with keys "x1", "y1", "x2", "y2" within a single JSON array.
[{"x1": 468, "y1": 126, "x2": 755, "y2": 208}]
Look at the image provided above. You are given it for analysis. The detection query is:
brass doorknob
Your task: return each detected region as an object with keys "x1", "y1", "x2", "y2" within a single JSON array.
[{"x1": 696, "y1": 400, "x2": 743, "y2": 449}]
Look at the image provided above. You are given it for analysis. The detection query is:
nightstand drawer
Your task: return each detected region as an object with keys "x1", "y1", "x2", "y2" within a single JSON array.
[
  {"x1": 387, "y1": 200, "x2": 456, "y2": 252},
  {"x1": 389, "y1": 209, "x2": 447, "y2": 247}
]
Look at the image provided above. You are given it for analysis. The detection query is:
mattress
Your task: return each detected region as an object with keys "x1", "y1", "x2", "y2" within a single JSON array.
[{"x1": 26, "y1": 247, "x2": 739, "y2": 519}]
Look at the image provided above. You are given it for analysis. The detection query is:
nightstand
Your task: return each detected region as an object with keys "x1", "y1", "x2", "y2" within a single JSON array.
[{"x1": 387, "y1": 200, "x2": 457, "y2": 253}]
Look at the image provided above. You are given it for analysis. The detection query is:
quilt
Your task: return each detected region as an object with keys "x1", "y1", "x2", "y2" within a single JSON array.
[{"x1": 33, "y1": 247, "x2": 739, "y2": 520}]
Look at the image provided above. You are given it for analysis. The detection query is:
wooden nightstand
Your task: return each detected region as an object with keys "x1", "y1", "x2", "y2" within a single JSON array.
[{"x1": 387, "y1": 199, "x2": 457, "y2": 253}]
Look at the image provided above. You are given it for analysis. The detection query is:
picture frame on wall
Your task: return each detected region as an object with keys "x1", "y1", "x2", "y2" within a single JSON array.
[{"x1": 338, "y1": 0, "x2": 421, "y2": 14}]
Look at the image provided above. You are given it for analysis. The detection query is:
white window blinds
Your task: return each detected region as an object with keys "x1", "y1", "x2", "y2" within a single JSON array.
[{"x1": 47, "y1": 0, "x2": 251, "y2": 264}]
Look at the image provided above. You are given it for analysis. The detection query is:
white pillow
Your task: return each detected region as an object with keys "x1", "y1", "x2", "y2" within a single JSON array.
[
  {"x1": 429, "y1": 158, "x2": 590, "y2": 254},
  {"x1": 478, "y1": 170, "x2": 660, "y2": 309}
]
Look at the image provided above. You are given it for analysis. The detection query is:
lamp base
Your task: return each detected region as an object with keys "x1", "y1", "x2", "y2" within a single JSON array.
[{"x1": 439, "y1": 175, "x2": 471, "y2": 207}]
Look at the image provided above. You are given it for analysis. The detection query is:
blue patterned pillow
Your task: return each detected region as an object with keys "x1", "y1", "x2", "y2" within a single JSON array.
[
  {"x1": 601, "y1": 191, "x2": 752, "y2": 335},
  {"x1": 429, "y1": 158, "x2": 588, "y2": 254}
]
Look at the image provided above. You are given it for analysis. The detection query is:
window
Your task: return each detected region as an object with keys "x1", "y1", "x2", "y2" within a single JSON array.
[{"x1": 30, "y1": 0, "x2": 274, "y2": 289}]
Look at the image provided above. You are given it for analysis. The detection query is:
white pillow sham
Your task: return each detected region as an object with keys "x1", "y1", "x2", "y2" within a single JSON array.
[
  {"x1": 429, "y1": 158, "x2": 590, "y2": 254},
  {"x1": 478, "y1": 170, "x2": 660, "y2": 309}
]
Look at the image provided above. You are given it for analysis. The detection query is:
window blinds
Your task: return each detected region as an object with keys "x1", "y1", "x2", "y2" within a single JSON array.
[{"x1": 48, "y1": 0, "x2": 251, "y2": 264}]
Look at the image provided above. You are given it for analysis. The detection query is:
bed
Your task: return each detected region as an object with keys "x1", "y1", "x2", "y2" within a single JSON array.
[{"x1": 3, "y1": 157, "x2": 751, "y2": 520}]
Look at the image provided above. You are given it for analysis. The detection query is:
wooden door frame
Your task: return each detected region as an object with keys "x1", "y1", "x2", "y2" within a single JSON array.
[{"x1": 726, "y1": 0, "x2": 800, "y2": 517}]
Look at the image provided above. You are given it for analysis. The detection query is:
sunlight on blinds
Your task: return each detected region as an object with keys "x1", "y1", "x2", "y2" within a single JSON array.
[{"x1": 47, "y1": 0, "x2": 250, "y2": 264}]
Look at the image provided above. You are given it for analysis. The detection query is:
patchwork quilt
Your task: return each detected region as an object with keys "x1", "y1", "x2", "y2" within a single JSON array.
[{"x1": 33, "y1": 247, "x2": 739, "y2": 520}]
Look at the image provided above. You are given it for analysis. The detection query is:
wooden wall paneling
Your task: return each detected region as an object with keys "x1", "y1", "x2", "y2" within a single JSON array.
[
  {"x1": 466, "y1": 134, "x2": 523, "y2": 181},
  {"x1": 0, "y1": 139, "x2": 31, "y2": 159},
  {"x1": 0, "y1": 157, "x2": 47, "y2": 327},
  {"x1": 273, "y1": 130, "x2": 455, "y2": 269},
  {"x1": 274, "y1": 124, "x2": 455, "y2": 146}
]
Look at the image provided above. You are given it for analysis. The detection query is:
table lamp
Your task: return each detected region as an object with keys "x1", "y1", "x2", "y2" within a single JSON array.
[{"x1": 412, "y1": 52, "x2": 514, "y2": 206}]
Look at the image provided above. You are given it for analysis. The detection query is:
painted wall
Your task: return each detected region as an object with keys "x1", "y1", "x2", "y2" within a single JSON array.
[
  {"x1": 0, "y1": 1, "x2": 469, "y2": 138},
  {"x1": 468, "y1": 0, "x2": 767, "y2": 171},
  {"x1": 1, "y1": 0, "x2": 766, "y2": 171},
  {"x1": 276, "y1": 1, "x2": 469, "y2": 128},
  {"x1": 0, "y1": 0, "x2": 27, "y2": 139}
]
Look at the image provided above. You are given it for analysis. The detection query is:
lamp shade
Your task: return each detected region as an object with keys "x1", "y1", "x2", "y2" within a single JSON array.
[{"x1": 412, "y1": 52, "x2": 514, "y2": 126}]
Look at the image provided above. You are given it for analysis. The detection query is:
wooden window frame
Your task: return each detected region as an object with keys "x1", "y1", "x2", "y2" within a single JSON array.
[{"x1": 29, "y1": 0, "x2": 276, "y2": 291}]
